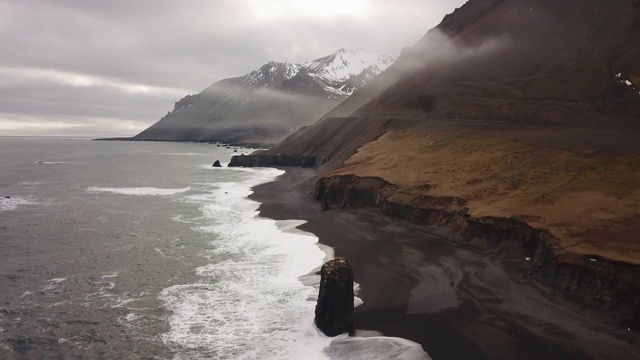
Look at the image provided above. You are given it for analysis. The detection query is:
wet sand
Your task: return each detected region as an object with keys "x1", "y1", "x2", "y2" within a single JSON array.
[{"x1": 250, "y1": 168, "x2": 640, "y2": 360}]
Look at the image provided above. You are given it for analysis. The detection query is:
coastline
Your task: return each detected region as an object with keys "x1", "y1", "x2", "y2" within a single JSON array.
[
  {"x1": 250, "y1": 168, "x2": 640, "y2": 360},
  {"x1": 92, "y1": 137, "x2": 276, "y2": 150}
]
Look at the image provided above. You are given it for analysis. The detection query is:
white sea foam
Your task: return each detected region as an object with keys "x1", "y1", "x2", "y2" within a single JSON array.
[
  {"x1": 41, "y1": 277, "x2": 68, "y2": 292},
  {"x1": 327, "y1": 336, "x2": 431, "y2": 360},
  {"x1": 101, "y1": 272, "x2": 118, "y2": 279},
  {"x1": 158, "y1": 152, "x2": 205, "y2": 156},
  {"x1": 33, "y1": 161, "x2": 77, "y2": 164},
  {"x1": 171, "y1": 214, "x2": 193, "y2": 223},
  {"x1": 198, "y1": 163, "x2": 233, "y2": 170},
  {"x1": 0, "y1": 196, "x2": 34, "y2": 211},
  {"x1": 161, "y1": 167, "x2": 431, "y2": 359},
  {"x1": 87, "y1": 186, "x2": 191, "y2": 196},
  {"x1": 162, "y1": 167, "x2": 333, "y2": 359},
  {"x1": 46, "y1": 277, "x2": 68, "y2": 283}
]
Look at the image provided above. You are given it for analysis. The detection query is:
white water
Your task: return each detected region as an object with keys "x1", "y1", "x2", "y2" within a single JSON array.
[
  {"x1": 159, "y1": 166, "x2": 430, "y2": 359},
  {"x1": 87, "y1": 186, "x2": 191, "y2": 196},
  {"x1": 160, "y1": 167, "x2": 331, "y2": 359},
  {"x1": 0, "y1": 196, "x2": 35, "y2": 211}
]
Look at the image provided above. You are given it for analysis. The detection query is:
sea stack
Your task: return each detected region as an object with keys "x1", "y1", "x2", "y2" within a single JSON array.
[
  {"x1": 314, "y1": 257, "x2": 354, "y2": 336},
  {"x1": 212, "y1": 160, "x2": 222, "y2": 167}
]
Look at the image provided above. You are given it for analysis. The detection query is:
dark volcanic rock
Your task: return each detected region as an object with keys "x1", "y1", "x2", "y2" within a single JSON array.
[
  {"x1": 4, "y1": 196, "x2": 9, "y2": 199},
  {"x1": 320, "y1": 195, "x2": 332, "y2": 212},
  {"x1": 314, "y1": 257, "x2": 355, "y2": 336},
  {"x1": 228, "y1": 154, "x2": 324, "y2": 168},
  {"x1": 212, "y1": 160, "x2": 222, "y2": 167},
  {"x1": 314, "y1": 174, "x2": 640, "y2": 325}
]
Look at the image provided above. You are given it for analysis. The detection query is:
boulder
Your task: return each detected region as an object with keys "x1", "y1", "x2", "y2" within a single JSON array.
[
  {"x1": 314, "y1": 257, "x2": 355, "y2": 336},
  {"x1": 4, "y1": 196, "x2": 9, "y2": 199},
  {"x1": 212, "y1": 160, "x2": 222, "y2": 167}
]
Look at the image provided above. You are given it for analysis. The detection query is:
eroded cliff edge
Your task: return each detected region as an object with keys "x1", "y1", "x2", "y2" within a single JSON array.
[{"x1": 313, "y1": 174, "x2": 640, "y2": 327}]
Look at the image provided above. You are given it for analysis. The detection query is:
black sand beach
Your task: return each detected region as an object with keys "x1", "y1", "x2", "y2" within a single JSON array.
[{"x1": 251, "y1": 168, "x2": 640, "y2": 360}]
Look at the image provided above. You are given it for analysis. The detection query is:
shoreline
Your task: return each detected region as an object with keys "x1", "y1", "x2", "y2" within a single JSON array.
[
  {"x1": 250, "y1": 168, "x2": 640, "y2": 360},
  {"x1": 92, "y1": 137, "x2": 276, "y2": 149}
]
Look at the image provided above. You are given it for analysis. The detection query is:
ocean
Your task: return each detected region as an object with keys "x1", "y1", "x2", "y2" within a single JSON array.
[{"x1": 0, "y1": 137, "x2": 429, "y2": 359}]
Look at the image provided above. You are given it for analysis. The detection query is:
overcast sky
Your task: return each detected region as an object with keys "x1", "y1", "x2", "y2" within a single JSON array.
[{"x1": 0, "y1": 0, "x2": 466, "y2": 137}]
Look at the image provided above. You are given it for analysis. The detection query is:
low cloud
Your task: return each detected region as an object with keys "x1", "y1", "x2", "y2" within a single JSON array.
[
  {"x1": 0, "y1": 112, "x2": 146, "y2": 137},
  {"x1": 0, "y1": 0, "x2": 466, "y2": 136},
  {"x1": 393, "y1": 28, "x2": 511, "y2": 77},
  {"x1": 0, "y1": 66, "x2": 189, "y2": 97}
]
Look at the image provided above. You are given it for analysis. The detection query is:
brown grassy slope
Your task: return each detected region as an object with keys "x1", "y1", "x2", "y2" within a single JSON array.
[{"x1": 325, "y1": 130, "x2": 640, "y2": 265}]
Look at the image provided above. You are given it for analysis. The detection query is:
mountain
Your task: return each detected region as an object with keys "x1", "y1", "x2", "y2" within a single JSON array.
[
  {"x1": 132, "y1": 48, "x2": 396, "y2": 146},
  {"x1": 246, "y1": 0, "x2": 640, "y2": 175},
  {"x1": 231, "y1": 0, "x2": 640, "y2": 330}
]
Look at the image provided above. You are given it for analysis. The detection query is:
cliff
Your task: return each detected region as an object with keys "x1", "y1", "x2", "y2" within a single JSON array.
[{"x1": 314, "y1": 174, "x2": 640, "y2": 323}]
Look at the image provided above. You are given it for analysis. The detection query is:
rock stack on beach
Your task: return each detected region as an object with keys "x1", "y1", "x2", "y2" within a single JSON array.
[{"x1": 314, "y1": 257, "x2": 355, "y2": 336}]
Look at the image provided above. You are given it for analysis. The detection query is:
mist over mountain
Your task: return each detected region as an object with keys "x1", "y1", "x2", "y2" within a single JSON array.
[
  {"x1": 354, "y1": 0, "x2": 640, "y2": 126},
  {"x1": 133, "y1": 48, "x2": 395, "y2": 145},
  {"x1": 236, "y1": 0, "x2": 640, "y2": 273}
]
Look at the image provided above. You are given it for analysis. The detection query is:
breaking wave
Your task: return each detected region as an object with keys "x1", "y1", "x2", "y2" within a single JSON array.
[{"x1": 87, "y1": 187, "x2": 191, "y2": 196}]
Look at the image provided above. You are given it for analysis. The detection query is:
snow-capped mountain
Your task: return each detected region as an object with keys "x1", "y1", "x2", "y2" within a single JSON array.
[
  {"x1": 304, "y1": 48, "x2": 396, "y2": 97},
  {"x1": 133, "y1": 49, "x2": 396, "y2": 145}
]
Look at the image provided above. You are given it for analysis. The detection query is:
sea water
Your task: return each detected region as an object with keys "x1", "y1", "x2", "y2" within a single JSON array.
[{"x1": 0, "y1": 137, "x2": 429, "y2": 359}]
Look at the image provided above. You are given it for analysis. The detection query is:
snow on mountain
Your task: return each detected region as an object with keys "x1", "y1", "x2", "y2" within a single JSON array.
[
  {"x1": 236, "y1": 48, "x2": 396, "y2": 96},
  {"x1": 305, "y1": 48, "x2": 396, "y2": 84},
  {"x1": 246, "y1": 61, "x2": 303, "y2": 85},
  {"x1": 133, "y1": 48, "x2": 397, "y2": 145}
]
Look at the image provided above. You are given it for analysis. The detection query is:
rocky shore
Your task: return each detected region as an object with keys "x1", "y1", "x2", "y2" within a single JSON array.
[
  {"x1": 248, "y1": 166, "x2": 640, "y2": 359},
  {"x1": 314, "y1": 174, "x2": 640, "y2": 324},
  {"x1": 228, "y1": 153, "x2": 325, "y2": 168}
]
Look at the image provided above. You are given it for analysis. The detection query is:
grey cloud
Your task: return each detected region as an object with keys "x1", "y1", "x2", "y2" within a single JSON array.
[{"x1": 0, "y1": 0, "x2": 466, "y2": 136}]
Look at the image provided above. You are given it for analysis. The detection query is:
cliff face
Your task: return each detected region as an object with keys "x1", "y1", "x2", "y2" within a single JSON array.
[
  {"x1": 133, "y1": 49, "x2": 395, "y2": 146},
  {"x1": 314, "y1": 175, "x2": 640, "y2": 323},
  {"x1": 228, "y1": 153, "x2": 325, "y2": 168}
]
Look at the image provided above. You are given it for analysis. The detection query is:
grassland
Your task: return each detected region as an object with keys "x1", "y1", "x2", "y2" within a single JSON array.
[{"x1": 326, "y1": 130, "x2": 640, "y2": 264}]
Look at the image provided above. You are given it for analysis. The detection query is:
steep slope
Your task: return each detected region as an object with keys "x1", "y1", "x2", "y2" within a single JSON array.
[
  {"x1": 133, "y1": 49, "x2": 395, "y2": 146},
  {"x1": 231, "y1": 0, "x2": 640, "y2": 322},
  {"x1": 250, "y1": 0, "x2": 640, "y2": 164},
  {"x1": 350, "y1": 0, "x2": 640, "y2": 126}
]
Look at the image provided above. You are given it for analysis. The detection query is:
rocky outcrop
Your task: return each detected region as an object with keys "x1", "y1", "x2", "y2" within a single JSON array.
[
  {"x1": 314, "y1": 174, "x2": 640, "y2": 325},
  {"x1": 212, "y1": 160, "x2": 222, "y2": 167},
  {"x1": 315, "y1": 257, "x2": 355, "y2": 336},
  {"x1": 228, "y1": 154, "x2": 325, "y2": 168}
]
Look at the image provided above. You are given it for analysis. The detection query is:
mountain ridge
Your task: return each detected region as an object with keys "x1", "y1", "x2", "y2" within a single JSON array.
[{"x1": 132, "y1": 48, "x2": 396, "y2": 145}]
